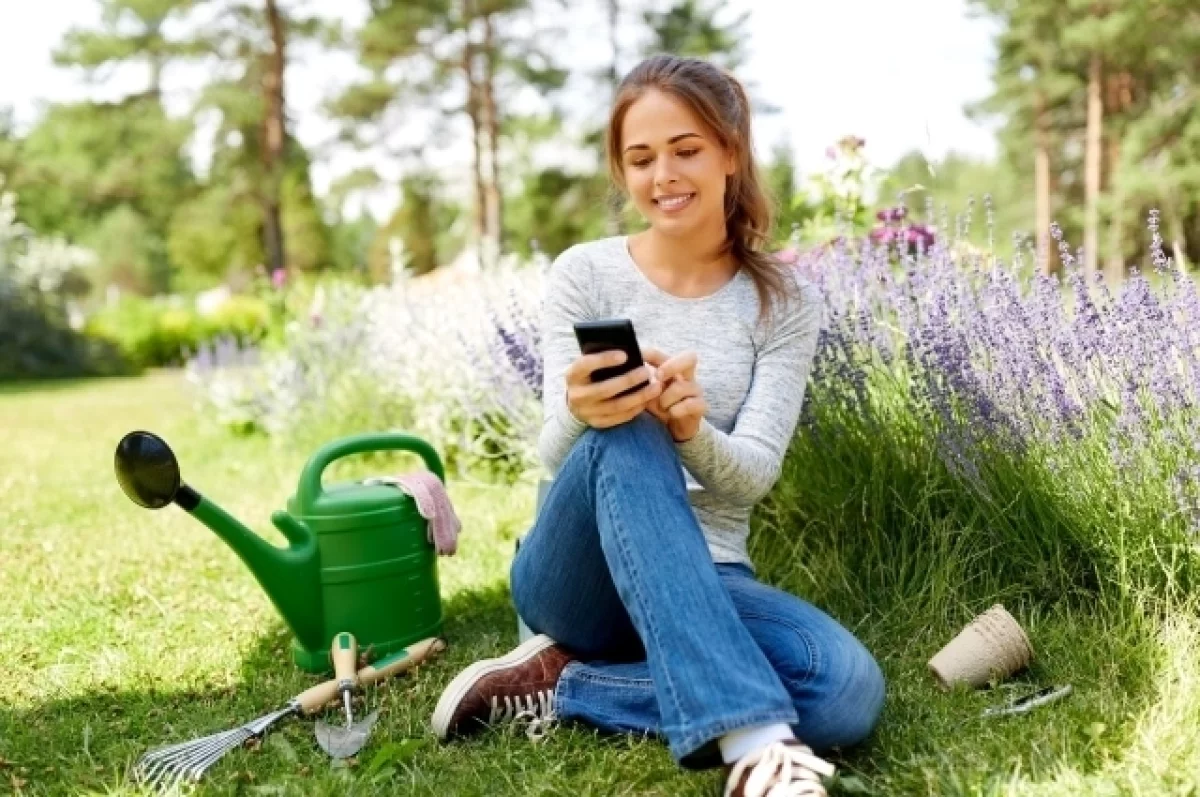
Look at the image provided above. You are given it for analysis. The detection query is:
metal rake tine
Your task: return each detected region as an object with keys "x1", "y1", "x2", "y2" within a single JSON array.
[
  {"x1": 143, "y1": 746, "x2": 218, "y2": 795},
  {"x1": 137, "y1": 754, "x2": 192, "y2": 792},
  {"x1": 153, "y1": 762, "x2": 190, "y2": 795},
  {"x1": 140, "y1": 728, "x2": 241, "y2": 764},
  {"x1": 154, "y1": 729, "x2": 251, "y2": 789},
  {"x1": 137, "y1": 736, "x2": 234, "y2": 783},
  {"x1": 155, "y1": 729, "x2": 246, "y2": 763},
  {"x1": 140, "y1": 727, "x2": 235, "y2": 758},
  {"x1": 137, "y1": 732, "x2": 241, "y2": 789},
  {"x1": 137, "y1": 757, "x2": 180, "y2": 794},
  {"x1": 152, "y1": 733, "x2": 244, "y2": 775},
  {"x1": 181, "y1": 740, "x2": 239, "y2": 782}
]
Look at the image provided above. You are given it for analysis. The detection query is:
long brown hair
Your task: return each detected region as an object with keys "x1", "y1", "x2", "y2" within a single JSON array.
[{"x1": 605, "y1": 53, "x2": 792, "y2": 326}]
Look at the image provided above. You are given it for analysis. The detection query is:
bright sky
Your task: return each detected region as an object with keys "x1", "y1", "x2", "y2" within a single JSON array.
[{"x1": 0, "y1": 0, "x2": 1000, "y2": 219}]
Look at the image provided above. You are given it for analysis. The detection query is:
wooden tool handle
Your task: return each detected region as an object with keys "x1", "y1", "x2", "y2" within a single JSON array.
[
  {"x1": 294, "y1": 678, "x2": 342, "y2": 714},
  {"x1": 291, "y1": 637, "x2": 445, "y2": 715},
  {"x1": 359, "y1": 637, "x2": 446, "y2": 686},
  {"x1": 332, "y1": 632, "x2": 358, "y2": 687}
]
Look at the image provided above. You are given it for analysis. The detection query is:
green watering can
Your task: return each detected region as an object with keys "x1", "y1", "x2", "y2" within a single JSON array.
[{"x1": 114, "y1": 430, "x2": 446, "y2": 673}]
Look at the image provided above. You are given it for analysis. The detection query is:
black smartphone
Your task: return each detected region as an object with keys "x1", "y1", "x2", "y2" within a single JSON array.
[{"x1": 573, "y1": 318, "x2": 649, "y2": 398}]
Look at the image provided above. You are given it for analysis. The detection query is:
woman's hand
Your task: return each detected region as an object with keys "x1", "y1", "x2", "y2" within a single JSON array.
[
  {"x1": 565, "y1": 350, "x2": 664, "y2": 429},
  {"x1": 642, "y1": 348, "x2": 707, "y2": 442}
]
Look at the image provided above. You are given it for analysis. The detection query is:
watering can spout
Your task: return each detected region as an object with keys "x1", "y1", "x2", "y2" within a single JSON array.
[
  {"x1": 114, "y1": 431, "x2": 325, "y2": 656},
  {"x1": 195, "y1": 500, "x2": 325, "y2": 654}
]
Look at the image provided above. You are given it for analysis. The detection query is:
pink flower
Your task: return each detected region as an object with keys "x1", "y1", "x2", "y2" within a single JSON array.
[{"x1": 271, "y1": 268, "x2": 287, "y2": 289}]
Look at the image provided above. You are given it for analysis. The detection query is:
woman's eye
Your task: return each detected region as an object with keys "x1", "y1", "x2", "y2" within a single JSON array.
[{"x1": 677, "y1": 149, "x2": 698, "y2": 157}]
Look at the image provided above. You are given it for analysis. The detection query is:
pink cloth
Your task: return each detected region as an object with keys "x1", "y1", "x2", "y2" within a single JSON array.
[{"x1": 365, "y1": 472, "x2": 461, "y2": 556}]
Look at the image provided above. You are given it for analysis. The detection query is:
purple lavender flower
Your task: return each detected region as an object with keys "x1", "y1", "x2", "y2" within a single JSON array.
[{"x1": 493, "y1": 318, "x2": 543, "y2": 401}]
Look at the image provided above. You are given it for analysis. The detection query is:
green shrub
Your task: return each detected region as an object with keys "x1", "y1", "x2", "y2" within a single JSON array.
[
  {"x1": 0, "y1": 278, "x2": 133, "y2": 380},
  {"x1": 84, "y1": 293, "x2": 272, "y2": 369},
  {"x1": 199, "y1": 294, "x2": 272, "y2": 343}
]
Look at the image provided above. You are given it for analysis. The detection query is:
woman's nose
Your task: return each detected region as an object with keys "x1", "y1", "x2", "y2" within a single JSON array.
[{"x1": 654, "y1": 161, "x2": 678, "y2": 188}]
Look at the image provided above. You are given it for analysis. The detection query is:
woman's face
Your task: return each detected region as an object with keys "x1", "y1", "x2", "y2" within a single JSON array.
[{"x1": 619, "y1": 89, "x2": 736, "y2": 239}]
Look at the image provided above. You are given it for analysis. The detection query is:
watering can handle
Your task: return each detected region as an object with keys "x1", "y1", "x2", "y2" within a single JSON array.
[{"x1": 297, "y1": 432, "x2": 445, "y2": 508}]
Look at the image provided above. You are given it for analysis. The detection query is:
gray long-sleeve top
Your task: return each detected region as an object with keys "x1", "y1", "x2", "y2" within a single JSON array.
[{"x1": 537, "y1": 235, "x2": 825, "y2": 568}]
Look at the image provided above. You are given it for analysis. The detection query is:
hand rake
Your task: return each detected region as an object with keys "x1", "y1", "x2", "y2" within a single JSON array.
[{"x1": 133, "y1": 637, "x2": 445, "y2": 792}]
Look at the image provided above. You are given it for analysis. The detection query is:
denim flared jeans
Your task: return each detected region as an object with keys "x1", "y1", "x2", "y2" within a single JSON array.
[{"x1": 510, "y1": 414, "x2": 886, "y2": 767}]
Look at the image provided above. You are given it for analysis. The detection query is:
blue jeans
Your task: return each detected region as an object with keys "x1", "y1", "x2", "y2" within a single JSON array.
[{"x1": 511, "y1": 414, "x2": 886, "y2": 768}]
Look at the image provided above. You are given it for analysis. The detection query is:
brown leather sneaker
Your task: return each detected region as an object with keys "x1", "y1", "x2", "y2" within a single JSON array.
[
  {"x1": 431, "y1": 634, "x2": 575, "y2": 741},
  {"x1": 723, "y1": 740, "x2": 837, "y2": 797}
]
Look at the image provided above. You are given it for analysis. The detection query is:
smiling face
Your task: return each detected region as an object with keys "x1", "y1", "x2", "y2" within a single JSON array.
[{"x1": 618, "y1": 89, "x2": 736, "y2": 239}]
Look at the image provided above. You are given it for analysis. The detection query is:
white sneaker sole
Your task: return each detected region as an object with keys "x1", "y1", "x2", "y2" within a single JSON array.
[{"x1": 430, "y1": 633, "x2": 558, "y2": 740}]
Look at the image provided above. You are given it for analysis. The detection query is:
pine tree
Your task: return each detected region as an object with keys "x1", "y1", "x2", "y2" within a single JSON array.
[{"x1": 333, "y1": 0, "x2": 569, "y2": 269}]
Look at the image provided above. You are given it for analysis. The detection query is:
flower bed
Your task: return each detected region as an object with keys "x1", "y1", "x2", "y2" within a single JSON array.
[{"x1": 187, "y1": 213, "x2": 1200, "y2": 602}]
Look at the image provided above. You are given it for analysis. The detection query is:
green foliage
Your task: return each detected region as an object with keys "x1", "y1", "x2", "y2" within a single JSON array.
[
  {"x1": 763, "y1": 139, "x2": 814, "y2": 241},
  {"x1": 640, "y1": 0, "x2": 750, "y2": 71},
  {"x1": 0, "y1": 180, "x2": 131, "y2": 380},
  {"x1": 367, "y1": 172, "x2": 461, "y2": 279},
  {"x1": 328, "y1": 213, "x2": 379, "y2": 277},
  {"x1": 789, "y1": 136, "x2": 877, "y2": 245},
  {"x1": 281, "y1": 153, "x2": 334, "y2": 274},
  {"x1": 6, "y1": 360, "x2": 1200, "y2": 796},
  {"x1": 877, "y1": 150, "x2": 1035, "y2": 251},
  {"x1": 166, "y1": 184, "x2": 261, "y2": 290},
  {"x1": 5, "y1": 96, "x2": 195, "y2": 294},
  {"x1": 0, "y1": 280, "x2": 132, "y2": 380},
  {"x1": 504, "y1": 167, "x2": 610, "y2": 259},
  {"x1": 83, "y1": 293, "x2": 272, "y2": 368},
  {"x1": 967, "y1": 0, "x2": 1200, "y2": 270},
  {"x1": 52, "y1": 0, "x2": 204, "y2": 94},
  {"x1": 83, "y1": 204, "x2": 171, "y2": 295}
]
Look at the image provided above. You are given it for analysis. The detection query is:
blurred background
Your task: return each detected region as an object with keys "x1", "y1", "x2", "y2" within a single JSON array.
[{"x1": 0, "y1": 0, "x2": 1196, "y2": 380}]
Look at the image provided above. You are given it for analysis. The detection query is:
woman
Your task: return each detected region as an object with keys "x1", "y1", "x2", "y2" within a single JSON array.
[{"x1": 430, "y1": 54, "x2": 885, "y2": 796}]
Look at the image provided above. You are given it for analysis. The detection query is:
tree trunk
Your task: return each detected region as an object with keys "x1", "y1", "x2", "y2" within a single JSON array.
[
  {"x1": 1102, "y1": 71, "x2": 1134, "y2": 285},
  {"x1": 481, "y1": 12, "x2": 502, "y2": 269},
  {"x1": 262, "y1": 0, "x2": 287, "y2": 273},
  {"x1": 605, "y1": 0, "x2": 623, "y2": 236},
  {"x1": 1034, "y1": 90, "x2": 1052, "y2": 276},
  {"x1": 463, "y1": 41, "x2": 487, "y2": 267},
  {"x1": 1083, "y1": 54, "x2": 1103, "y2": 280},
  {"x1": 1104, "y1": 135, "x2": 1124, "y2": 285}
]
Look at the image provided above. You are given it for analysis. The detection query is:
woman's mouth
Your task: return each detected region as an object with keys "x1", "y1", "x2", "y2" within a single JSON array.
[{"x1": 653, "y1": 193, "x2": 696, "y2": 213}]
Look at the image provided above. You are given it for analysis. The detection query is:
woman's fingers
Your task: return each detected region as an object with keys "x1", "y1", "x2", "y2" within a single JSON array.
[
  {"x1": 645, "y1": 400, "x2": 669, "y2": 422},
  {"x1": 656, "y1": 351, "x2": 698, "y2": 382},
  {"x1": 566, "y1": 350, "x2": 628, "y2": 386},
  {"x1": 668, "y1": 396, "x2": 706, "y2": 419},
  {"x1": 657, "y1": 377, "x2": 698, "y2": 410},
  {"x1": 641, "y1": 347, "x2": 668, "y2": 368},
  {"x1": 581, "y1": 364, "x2": 658, "y2": 403},
  {"x1": 600, "y1": 377, "x2": 662, "y2": 416},
  {"x1": 571, "y1": 370, "x2": 661, "y2": 419}
]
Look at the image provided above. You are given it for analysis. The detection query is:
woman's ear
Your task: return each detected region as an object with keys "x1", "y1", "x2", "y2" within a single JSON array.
[{"x1": 724, "y1": 149, "x2": 737, "y2": 176}]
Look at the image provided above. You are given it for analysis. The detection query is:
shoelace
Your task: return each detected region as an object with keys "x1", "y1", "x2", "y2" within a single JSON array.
[
  {"x1": 489, "y1": 689, "x2": 557, "y2": 742},
  {"x1": 733, "y1": 741, "x2": 837, "y2": 797}
]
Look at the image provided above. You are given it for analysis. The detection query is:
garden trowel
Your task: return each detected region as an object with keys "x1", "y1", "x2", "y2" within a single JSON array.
[
  {"x1": 314, "y1": 632, "x2": 444, "y2": 759},
  {"x1": 316, "y1": 707, "x2": 381, "y2": 759}
]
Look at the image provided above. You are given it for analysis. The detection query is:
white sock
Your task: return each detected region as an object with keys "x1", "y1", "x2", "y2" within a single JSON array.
[{"x1": 718, "y1": 722, "x2": 796, "y2": 764}]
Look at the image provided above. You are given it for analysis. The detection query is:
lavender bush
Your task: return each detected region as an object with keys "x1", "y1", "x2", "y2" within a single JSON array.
[
  {"x1": 187, "y1": 201, "x2": 1199, "y2": 606},
  {"x1": 185, "y1": 259, "x2": 547, "y2": 481},
  {"x1": 762, "y1": 206, "x2": 1200, "y2": 610}
]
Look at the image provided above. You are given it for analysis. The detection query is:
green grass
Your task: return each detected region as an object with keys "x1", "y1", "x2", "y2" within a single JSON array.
[{"x1": 2, "y1": 373, "x2": 1199, "y2": 795}]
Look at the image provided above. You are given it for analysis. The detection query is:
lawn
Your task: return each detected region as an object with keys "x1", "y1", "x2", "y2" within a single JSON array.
[{"x1": 2, "y1": 372, "x2": 1198, "y2": 795}]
